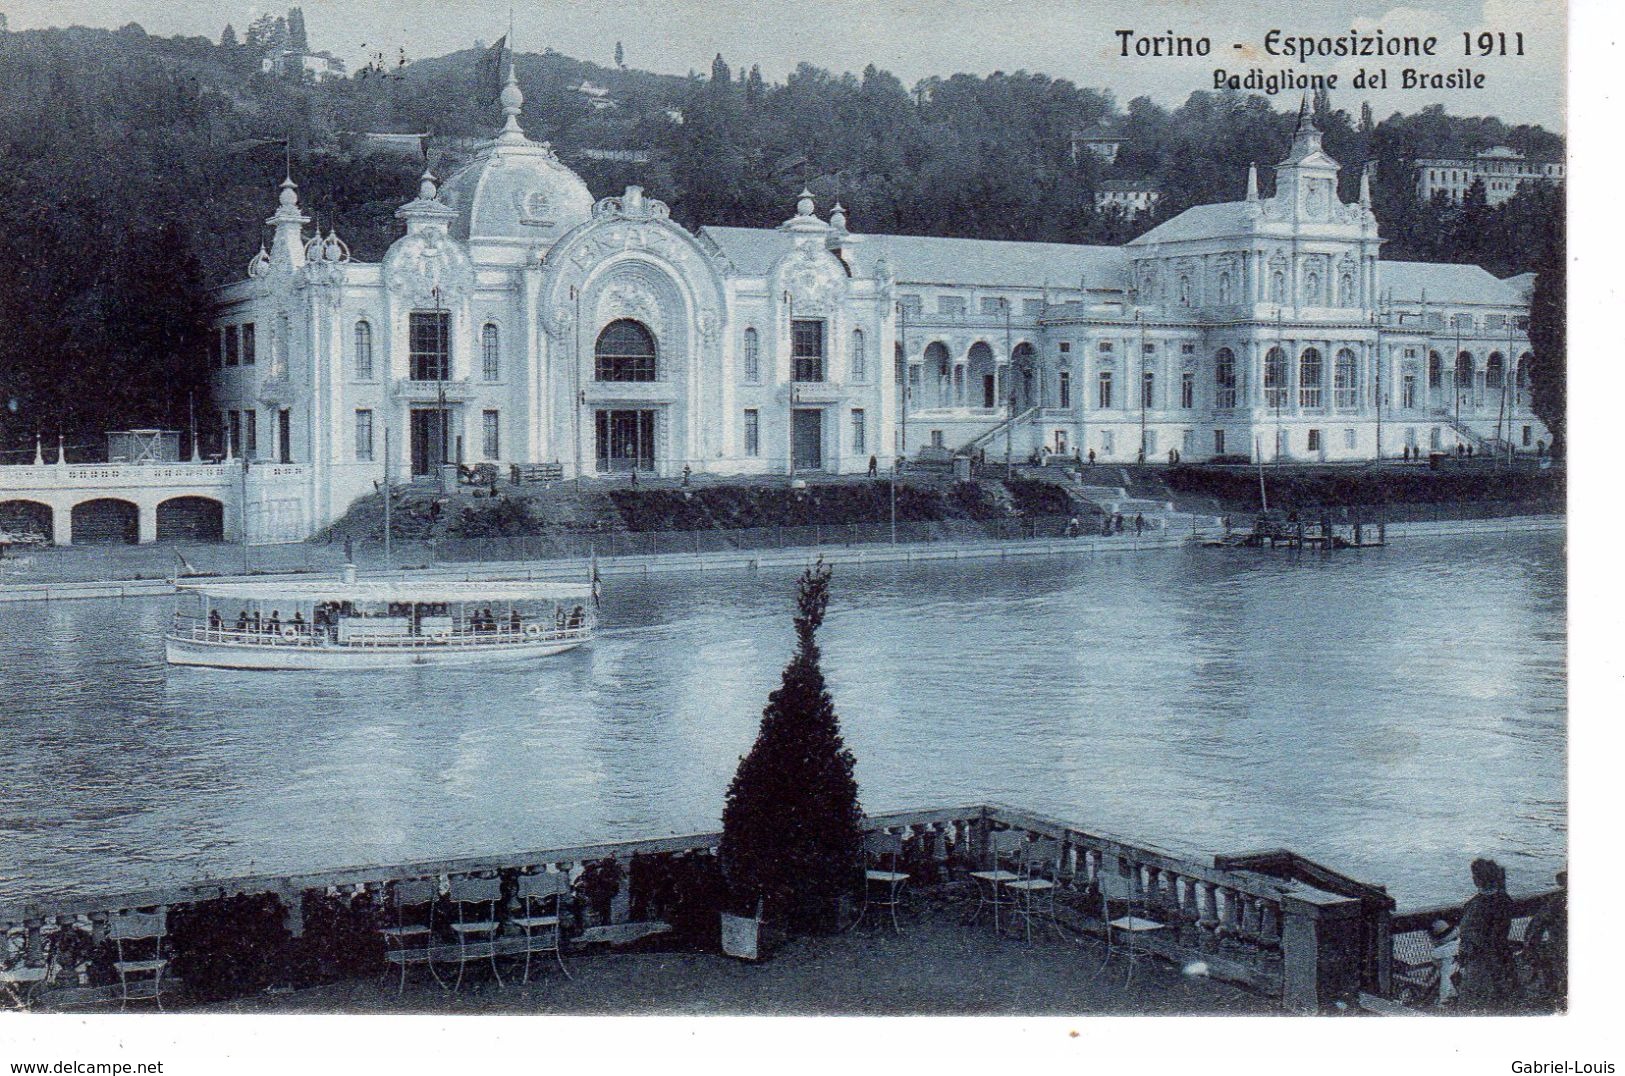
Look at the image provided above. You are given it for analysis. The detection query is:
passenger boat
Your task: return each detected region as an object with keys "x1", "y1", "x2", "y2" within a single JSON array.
[{"x1": 164, "y1": 573, "x2": 596, "y2": 670}]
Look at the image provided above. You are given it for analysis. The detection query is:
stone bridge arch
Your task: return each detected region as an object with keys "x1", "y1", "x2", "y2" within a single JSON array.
[
  {"x1": 70, "y1": 498, "x2": 139, "y2": 544},
  {"x1": 156, "y1": 496, "x2": 225, "y2": 542},
  {"x1": 0, "y1": 499, "x2": 52, "y2": 542}
]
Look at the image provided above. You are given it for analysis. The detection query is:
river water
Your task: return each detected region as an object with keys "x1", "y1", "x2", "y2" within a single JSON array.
[{"x1": 0, "y1": 532, "x2": 1565, "y2": 908}]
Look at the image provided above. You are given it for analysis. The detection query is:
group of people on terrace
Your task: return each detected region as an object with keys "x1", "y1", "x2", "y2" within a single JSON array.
[{"x1": 1409, "y1": 858, "x2": 1567, "y2": 1012}]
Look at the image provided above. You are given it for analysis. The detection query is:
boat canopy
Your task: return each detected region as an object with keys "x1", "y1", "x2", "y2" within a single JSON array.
[{"x1": 176, "y1": 579, "x2": 591, "y2": 604}]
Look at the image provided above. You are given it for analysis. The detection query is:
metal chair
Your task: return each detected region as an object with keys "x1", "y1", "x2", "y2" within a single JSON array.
[
  {"x1": 967, "y1": 829, "x2": 1027, "y2": 932},
  {"x1": 381, "y1": 878, "x2": 441, "y2": 994},
  {"x1": 851, "y1": 831, "x2": 911, "y2": 933},
  {"x1": 1095, "y1": 862, "x2": 1167, "y2": 985},
  {"x1": 108, "y1": 909, "x2": 168, "y2": 1010},
  {"x1": 1004, "y1": 837, "x2": 1064, "y2": 942},
  {"x1": 511, "y1": 872, "x2": 572, "y2": 983},
  {"x1": 447, "y1": 875, "x2": 505, "y2": 989}
]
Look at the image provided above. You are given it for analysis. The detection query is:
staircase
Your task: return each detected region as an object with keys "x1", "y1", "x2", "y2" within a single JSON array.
[
  {"x1": 1432, "y1": 409, "x2": 1496, "y2": 454},
  {"x1": 961, "y1": 407, "x2": 1039, "y2": 455}
]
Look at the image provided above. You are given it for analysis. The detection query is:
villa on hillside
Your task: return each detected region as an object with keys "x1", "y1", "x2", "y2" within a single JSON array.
[{"x1": 209, "y1": 72, "x2": 1547, "y2": 538}]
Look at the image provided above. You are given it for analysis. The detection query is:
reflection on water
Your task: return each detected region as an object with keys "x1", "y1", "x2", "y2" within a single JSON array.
[{"x1": 0, "y1": 533, "x2": 1565, "y2": 907}]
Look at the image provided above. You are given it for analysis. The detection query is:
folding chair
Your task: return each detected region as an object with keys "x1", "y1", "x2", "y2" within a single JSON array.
[
  {"x1": 1004, "y1": 838, "x2": 1064, "y2": 943},
  {"x1": 447, "y1": 875, "x2": 505, "y2": 989},
  {"x1": 108, "y1": 910, "x2": 168, "y2": 1010},
  {"x1": 1094, "y1": 862, "x2": 1167, "y2": 985},
  {"x1": 512, "y1": 872, "x2": 572, "y2": 983},
  {"x1": 381, "y1": 878, "x2": 442, "y2": 994},
  {"x1": 850, "y1": 830, "x2": 911, "y2": 933},
  {"x1": 967, "y1": 829, "x2": 1027, "y2": 932}
]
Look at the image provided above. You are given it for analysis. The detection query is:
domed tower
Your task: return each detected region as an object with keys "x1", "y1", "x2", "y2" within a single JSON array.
[{"x1": 435, "y1": 59, "x2": 594, "y2": 260}]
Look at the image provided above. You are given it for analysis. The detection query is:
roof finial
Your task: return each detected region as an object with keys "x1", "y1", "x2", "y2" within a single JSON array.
[
  {"x1": 1246, "y1": 162, "x2": 1259, "y2": 201},
  {"x1": 796, "y1": 187, "x2": 815, "y2": 218},
  {"x1": 1359, "y1": 162, "x2": 1373, "y2": 207},
  {"x1": 498, "y1": 56, "x2": 525, "y2": 139},
  {"x1": 1296, "y1": 92, "x2": 1318, "y2": 135}
]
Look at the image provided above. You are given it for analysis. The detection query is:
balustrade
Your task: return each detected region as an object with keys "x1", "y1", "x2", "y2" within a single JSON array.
[{"x1": 1, "y1": 802, "x2": 1384, "y2": 1011}]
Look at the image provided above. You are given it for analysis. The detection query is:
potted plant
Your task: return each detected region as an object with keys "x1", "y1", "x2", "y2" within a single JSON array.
[{"x1": 718, "y1": 560, "x2": 864, "y2": 957}]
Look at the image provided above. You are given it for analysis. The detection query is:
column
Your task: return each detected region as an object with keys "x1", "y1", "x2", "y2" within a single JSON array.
[
  {"x1": 137, "y1": 500, "x2": 159, "y2": 544},
  {"x1": 51, "y1": 501, "x2": 72, "y2": 546}
]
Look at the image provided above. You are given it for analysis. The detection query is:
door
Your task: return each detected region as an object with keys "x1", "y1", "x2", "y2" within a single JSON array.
[
  {"x1": 277, "y1": 409, "x2": 292, "y2": 464},
  {"x1": 983, "y1": 374, "x2": 996, "y2": 409},
  {"x1": 792, "y1": 409, "x2": 823, "y2": 471},
  {"x1": 595, "y1": 410, "x2": 655, "y2": 472},
  {"x1": 410, "y1": 409, "x2": 446, "y2": 477}
]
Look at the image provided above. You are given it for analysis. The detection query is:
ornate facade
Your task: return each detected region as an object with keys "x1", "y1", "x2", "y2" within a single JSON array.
[{"x1": 212, "y1": 83, "x2": 1546, "y2": 536}]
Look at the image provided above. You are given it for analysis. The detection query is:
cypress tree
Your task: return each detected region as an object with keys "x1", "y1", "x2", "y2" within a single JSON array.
[{"x1": 719, "y1": 560, "x2": 863, "y2": 933}]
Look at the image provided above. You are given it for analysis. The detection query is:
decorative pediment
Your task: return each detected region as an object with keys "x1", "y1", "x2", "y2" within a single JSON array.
[
  {"x1": 776, "y1": 244, "x2": 846, "y2": 315},
  {"x1": 592, "y1": 186, "x2": 672, "y2": 223},
  {"x1": 597, "y1": 282, "x2": 664, "y2": 337},
  {"x1": 383, "y1": 227, "x2": 474, "y2": 305}
]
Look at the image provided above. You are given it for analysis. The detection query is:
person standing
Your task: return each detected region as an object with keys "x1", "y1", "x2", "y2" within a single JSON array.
[
  {"x1": 1523, "y1": 869, "x2": 1568, "y2": 1010},
  {"x1": 1134, "y1": 513, "x2": 1145, "y2": 536},
  {"x1": 1456, "y1": 858, "x2": 1516, "y2": 1012},
  {"x1": 867, "y1": 455, "x2": 878, "y2": 478}
]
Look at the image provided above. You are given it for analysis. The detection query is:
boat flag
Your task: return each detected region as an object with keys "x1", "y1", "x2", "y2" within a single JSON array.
[{"x1": 590, "y1": 551, "x2": 602, "y2": 608}]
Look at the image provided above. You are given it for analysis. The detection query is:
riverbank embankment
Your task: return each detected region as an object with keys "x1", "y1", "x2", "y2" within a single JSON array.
[{"x1": 0, "y1": 513, "x2": 1563, "y2": 604}]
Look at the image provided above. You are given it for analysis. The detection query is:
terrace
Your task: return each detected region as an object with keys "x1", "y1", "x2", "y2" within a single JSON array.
[{"x1": 2, "y1": 802, "x2": 1544, "y2": 1016}]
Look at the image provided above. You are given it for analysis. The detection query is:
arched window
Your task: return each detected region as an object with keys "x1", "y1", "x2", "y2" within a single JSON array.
[
  {"x1": 742, "y1": 327, "x2": 760, "y2": 381},
  {"x1": 1270, "y1": 271, "x2": 1285, "y2": 303},
  {"x1": 1264, "y1": 347, "x2": 1287, "y2": 408},
  {"x1": 1485, "y1": 351, "x2": 1505, "y2": 389},
  {"x1": 1428, "y1": 351, "x2": 1443, "y2": 389},
  {"x1": 1214, "y1": 348, "x2": 1236, "y2": 408},
  {"x1": 926, "y1": 341, "x2": 950, "y2": 378},
  {"x1": 1455, "y1": 351, "x2": 1474, "y2": 390},
  {"x1": 1179, "y1": 275, "x2": 1192, "y2": 307},
  {"x1": 850, "y1": 328, "x2": 866, "y2": 382},
  {"x1": 595, "y1": 319, "x2": 658, "y2": 382},
  {"x1": 481, "y1": 323, "x2": 500, "y2": 381},
  {"x1": 1304, "y1": 272, "x2": 1321, "y2": 305},
  {"x1": 1299, "y1": 348, "x2": 1323, "y2": 408},
  {"x1": 1339, "y1": 273, "x2": 1355, "y2": 306},
  {"x1": 894, "y1": 342, "x2": 905, "y2": 385},
  {"x1": 1334, "y1": 349, "x2": 1358, "y2": 408},
  {"x1": 1218, "y1": 272, "x2": 1232, "y2": 305},
  {"x1": 353, "y1": 320, "x2": 374, "y2": 379}
]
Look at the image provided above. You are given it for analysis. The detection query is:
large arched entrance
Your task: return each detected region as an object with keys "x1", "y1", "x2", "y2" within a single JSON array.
[
  {"x1": 923, "y1": 342, "x2": 951, "y2": 409},
  {"x1": 71, "y1": 499, "x2": 138, "y2": 544},
  {"x1": 157, "y1": 496, "x2": 225, "y2": 542},
  {"x1": 967, "y1": 343, "x2": 997, "y2": 409},
  {"x1": 0, "y1": 500, "x2": 52, "y2": 542},
  {"x1": 1011, "y1": 343, "x2": 1038, "y2": 410},
  {"x1": 593, "y1": 319, "x2": 660, "y2": 473}
]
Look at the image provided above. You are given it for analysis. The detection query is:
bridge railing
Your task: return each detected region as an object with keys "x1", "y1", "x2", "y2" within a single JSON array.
[{"x1": 0, "y1": 462, "x2": 239, "y2": 491}]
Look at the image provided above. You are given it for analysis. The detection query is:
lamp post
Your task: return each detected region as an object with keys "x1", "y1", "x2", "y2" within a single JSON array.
[
  {"x1": 1274, "y1": 307, "x2": 1285, "y2": 465},
  {"x1": 433, "y1": 285, "x2": 448, "y2": 496},
  {"x1": 895, "y1": 299, "x2": 908, "y2": 463},
  {"x1": 570, "y1": 285, "x2": 583, "y2": 491},
  {"x1": 1137, "y1": 310, "x2": 1148, "y2": 464}
]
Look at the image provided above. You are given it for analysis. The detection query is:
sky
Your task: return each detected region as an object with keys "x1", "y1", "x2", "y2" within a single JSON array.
[{"x1": 0, "y1": 0, "x2": 1567, "y2": 130}]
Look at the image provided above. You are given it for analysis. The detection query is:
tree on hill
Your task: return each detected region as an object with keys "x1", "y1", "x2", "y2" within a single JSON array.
[{"x1": 719, "y1": 561, "x2": 863, "y2": 933}]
